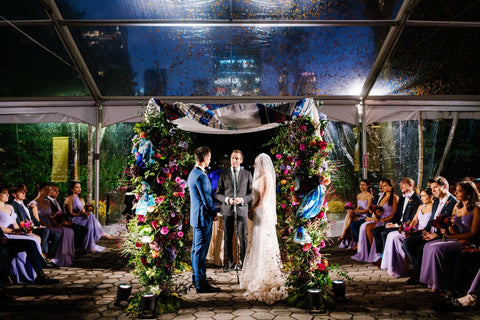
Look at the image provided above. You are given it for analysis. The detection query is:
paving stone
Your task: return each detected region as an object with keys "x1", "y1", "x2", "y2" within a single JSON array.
[
  {"x1": 213, "y1": 314, "x2": 235, "y2": 320},
  {"x1": 252, "y1": 311, "x2": 275, "y2": 319},
  {"x1": 194, "y1": 310, "x2": 216, "y2": 317}
]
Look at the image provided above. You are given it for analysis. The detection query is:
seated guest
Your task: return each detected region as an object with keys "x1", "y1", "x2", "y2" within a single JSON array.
[
  {"x1": 47, "y1": 184, "x2": 87, "y2": 251},
  {"x1": 10, "y1": 184, "x2": 60, "y2": 262},
  {"x1": 30, "y1": 183, "x2": 75, "y2": 267},
  {"x1": 352, "y1": 178, "x2": 398, "y2": 263},
  {"x1": 350, "y1": 178, "x2": 386, "y2": 249},
  {"x1": 339, "y1": 179, "x2": 373, "y2": 249},
  {"x1": 64, "y1": 181, "x2": 113, "y2": 253},
  {"x1": 0, "y1": 184, "x2": 43, "y2": 282},
  {"x1": 381, "y1": 187, "x2": 434, "y2": 278},
  {"x1": 402, "y1": 176, "x2": 458, "y2": 285},
  {"x1": 420, "y1": 180, "x2": 480, "y2": 291},
  {"x1": 0, "y1": 227, "x2": 58, "y2": 285},
  {"x1": 373, "y1": 177, "x2": 421, "y2": 255}
]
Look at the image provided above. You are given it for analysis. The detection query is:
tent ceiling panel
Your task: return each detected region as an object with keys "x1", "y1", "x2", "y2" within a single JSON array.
[
  {"x1": 69, "y1": 25, "x2": 388, "y2": 97},
  {"x1": 371, "y1": 27, "x2": 480, "y2": 95},
  {"x1": 0, "y1": 26, "x2": 89, "y2": 97},
  {"x1": 410, "y1": 0, "x2": 480, "y2": 22},
  {"x1": 54, "y1": 0, "x2": 402, "y2": 21},
  {"x1": 0, "y1": 106, "x2": 97, "y2": 125},
  {"x1": 0, "y1": 1, "x2": 48, "y2": 20}
]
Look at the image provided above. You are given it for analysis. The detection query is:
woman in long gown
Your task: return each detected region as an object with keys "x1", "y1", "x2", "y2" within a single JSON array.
[
  {"x1": 239, "y1": 153, "x2": 288, "y2": 305},
  {"x1": 29, "y1": 182, "x2": 75, "y2": 267},
  {"x1": 420, "y1": 180, "x2": 480, "y2": 291},
  {"x1": 381, "y1": 187, "x2": 434, "y2": 278},
  {"x1": 339, "y1": 179, "x2": 373, "y2": 249},
  {"x1": 351, "y1": 178, "x2": 398, "y2": 263},
  {"x1": 0, "y1": 185, "x2": 42, "y2": 283},
  {"x1": 64, "y1": 181, "x2": 113, "y2": 253}
]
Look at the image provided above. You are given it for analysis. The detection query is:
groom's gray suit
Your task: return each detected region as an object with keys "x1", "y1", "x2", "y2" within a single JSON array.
[{"x1": 215, "y1": 166, "x2": 253, "y2": 268}]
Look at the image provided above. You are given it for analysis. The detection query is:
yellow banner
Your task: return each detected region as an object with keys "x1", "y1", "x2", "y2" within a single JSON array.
[{"x1": 51, "y1": 137, "x2": 69, "y2": 182}]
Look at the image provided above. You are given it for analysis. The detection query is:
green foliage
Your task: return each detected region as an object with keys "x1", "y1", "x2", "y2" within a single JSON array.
[{"x1": 120, "y1": 100, "x2": 193, "y2": 315}]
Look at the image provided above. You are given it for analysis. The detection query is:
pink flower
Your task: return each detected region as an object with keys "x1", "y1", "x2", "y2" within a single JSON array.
[
  {"x1": 299, "y1": 143, "x2": 306, "y2": 151},
  {"x1": 280, "y1": 203, "x2": 287, "y2": 208},
  {"x1": 157, "y1": 177, "x2": 165, "y2": 184},
  {"x1": 135, "y1": 194, "x2": 140, "y2": 201},
  {"x1": 178, "y1": 192, "x2": 184, "y2": 198},
  {"x1": 151, "y1": 221, "x2": 158, "y2": 229},
  {"x1": 155, "y1": 196, "x2": 165, "y2": 204},
  {"x1": 302, "y1": 243, "x2": 312, "y2": 252},
  {"x1": 175, "y1": 177, "x2": 181, "y2": 183},
  {"x1": 300, "y1": 125, "x2": 307, "y2": 132},
  {"x1": 283, "y1": 169, "x2": 289, "y2": 175},
  {"x1": 138, "y1": 215, "x2": 146, "y2": 223},
  {"x1": 178, "y1": 231, "x2": 184, "y2": 237},
  {"x1": 318, "y1": 211, "x2": 325, "y2": 219},
  {"x1": 295, "y1": 160, "x2": 301, "y2": 167},
  {"x1": 292, "y1": 201, "x2": 298, "y2": 206},
  {"x1": 160, "y1": 227, "x2": 169, "y2": 235},
  {"x1": 316, "y1": 263, "x2": 326, "y2": 271},
  {"x1": 275, "y1": 154, "x2": 282, "y2": 159},
  {"x1": 312, "y1": 247, "x2": 320, "y2": 256},
  {"x1": 320, "y1": 240, "x2": 326, "y2": 248}
]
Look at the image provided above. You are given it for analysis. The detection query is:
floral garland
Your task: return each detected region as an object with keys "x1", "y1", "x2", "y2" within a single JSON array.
[
  {"x1": 120, "y1": 101, "x2": 194, "y2": 315},
  {"x1": 269, "y1": 114, "x2": 346, "y2": 308}
]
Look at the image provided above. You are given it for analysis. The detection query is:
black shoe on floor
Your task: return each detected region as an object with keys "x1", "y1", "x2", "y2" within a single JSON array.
[
  {"x1": 35, "y1": 275, "x2": 60, "y2": 285},
  {"x1": 196, "y1": 284, "x2": 221, "y2": 294}
]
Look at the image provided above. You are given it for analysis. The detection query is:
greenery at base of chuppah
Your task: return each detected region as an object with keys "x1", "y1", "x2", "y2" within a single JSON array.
[
  {"x1": 120, "y1": 100, "x2": 194, "y2": 316},
  {"x1": 268, "y1": 113, "x2": 350, "y2": 309}
]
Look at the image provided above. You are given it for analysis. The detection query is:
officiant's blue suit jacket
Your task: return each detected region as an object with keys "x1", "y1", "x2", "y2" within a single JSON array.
[{"x1": 187, "y1": 167, "x2": 216, "y2": 228}]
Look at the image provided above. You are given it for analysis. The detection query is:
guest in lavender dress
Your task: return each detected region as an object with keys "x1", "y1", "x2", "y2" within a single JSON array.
[
  {"x1": 0, "y1": 185, "x2": 42, "y2": 283},
  {"x1": 339, "y1": 179, "x2": 373, "y2": 249},
  {"x1": 64, "y1": 181, "x2": 113, "y2": 253},
  {"x1": 381, "y1": 188, "x2": 434, "y2": 278},
  {"x1": 352, "y1": 178, "x2": 398, "y2": 263},
  {"x1": 420, "y1": 180, "x2": 480, "y2": 291},
  {"x1": 29, "y1": 182, "x2": 75, "y2": 267}
]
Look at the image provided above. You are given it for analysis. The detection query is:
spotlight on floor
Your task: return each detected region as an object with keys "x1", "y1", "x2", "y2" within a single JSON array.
[
  {"x1": 306, "y1": 288, "x2": 324, "y2": 313},
  {"x1": 140, "y1": 293, "x2": 156, "y2": 318},
  {"x1": 115, "y1": 283, "x2": 132, "y2": 306},
  {"x1": 332, "y1": 279, "x2": 347, "y2": 301}
]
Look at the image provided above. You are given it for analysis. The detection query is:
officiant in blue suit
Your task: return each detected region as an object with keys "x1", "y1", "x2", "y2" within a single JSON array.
[
  {"x1": 215, "y1": 150, "x2": 253, "y2": 270},
  {"x1": 187, "y1": 146, "x2": 220, "y2": 293}
]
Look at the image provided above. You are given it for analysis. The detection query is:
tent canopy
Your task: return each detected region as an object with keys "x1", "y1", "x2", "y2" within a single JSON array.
[{"x1": 0, "y1": 0, "x2": 479, "y2": 126}]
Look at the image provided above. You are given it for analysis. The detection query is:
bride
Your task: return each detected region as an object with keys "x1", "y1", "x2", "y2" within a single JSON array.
[{"x1": 239, "y1": 153, "x2": 288, "y2": 304}]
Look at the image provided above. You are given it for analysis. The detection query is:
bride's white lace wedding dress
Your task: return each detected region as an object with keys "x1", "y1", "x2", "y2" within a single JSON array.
[{"x1": 239, "y1": 153, "x2": 288, "y2": 304}]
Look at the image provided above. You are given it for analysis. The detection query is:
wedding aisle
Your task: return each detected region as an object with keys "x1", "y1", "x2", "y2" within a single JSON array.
[{"x1": 1, "y1": 235, "x2": 478, "y2": 320}]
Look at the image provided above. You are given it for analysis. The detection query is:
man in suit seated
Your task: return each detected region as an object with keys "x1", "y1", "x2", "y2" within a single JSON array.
[
  {"x1": 402, "y1": 176, "x2": 457, "y2": 284},
  {"x1": 47, "y1": 184, "x2": 87, "y2": 251},
  {"x1": 0, "y1": 227, "x2": 59, "y2": 298},
  {"x1": 10, "y1": 184, "x2": 60, "y2": 266}
]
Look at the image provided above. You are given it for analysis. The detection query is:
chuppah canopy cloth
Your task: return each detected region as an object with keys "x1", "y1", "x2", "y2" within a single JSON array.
[{"x1": 145, "y1": 97, "x2": 321, "y2": 135}]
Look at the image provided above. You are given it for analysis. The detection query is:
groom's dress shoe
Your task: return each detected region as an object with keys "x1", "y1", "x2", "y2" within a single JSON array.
[
  {"x1": 196, "y1": 284, "x2": 221, "y2": 294},
  {"x1": 223, "y1": 261, "x2": 232, "y2": 271}
]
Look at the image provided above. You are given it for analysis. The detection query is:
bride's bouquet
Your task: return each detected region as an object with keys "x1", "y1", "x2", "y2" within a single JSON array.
[{"x1": 19, "y1": 219, "x2": 34, "y2": 234}]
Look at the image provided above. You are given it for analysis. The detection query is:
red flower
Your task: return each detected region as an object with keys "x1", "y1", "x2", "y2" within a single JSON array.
[
  {"x1": 319, "y1": 141, "x2": 328, "y2": 150},
  {"x1": 135, "y1": 241, "x2": 142, "y2": 248},
  {"x1": 151, "y1": 220, "x2": 158, "y2": 229},
  {"x1": 138, "y1": 215, "x2": 146, "y2": 223},
  {"x1": 316, "y1": 262, "x2": 326, "y2": 271},
  {"x1": 140, "y1": 256, "x2": 148, "y2": 265}
]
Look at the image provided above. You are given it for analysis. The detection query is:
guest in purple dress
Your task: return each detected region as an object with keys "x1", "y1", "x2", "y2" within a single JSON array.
[
  {"x1": 0, "y1": 185, "x2": 42, "y2": 283},
  {"x1": 64, "y1": 181, "x2": 113, "y2": 253},
  {"x1": 381, "y1": 188, "x2": 434, "y2": 278},
  {"x1": 420, "y1": 180, "x2": 480, "y2": 291},
  {"x1": 351, "y1": 178, "x2": 398, "y2": 263},
  {"x1": 339, "y1": 179, "x2": 373, "y2": 249},
  {"x1": 29, "y1": 182, "x2": 75, "y2": 267}
]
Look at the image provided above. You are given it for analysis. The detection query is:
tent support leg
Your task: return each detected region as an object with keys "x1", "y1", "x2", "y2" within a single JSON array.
[{"x1": 434, "y1": 112, "x2": 458, "y2": 178}]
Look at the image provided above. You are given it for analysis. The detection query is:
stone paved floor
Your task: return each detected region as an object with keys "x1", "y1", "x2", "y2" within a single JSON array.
[{"x1": 1, "y1": 237, "x2": 479, "y2": 319}]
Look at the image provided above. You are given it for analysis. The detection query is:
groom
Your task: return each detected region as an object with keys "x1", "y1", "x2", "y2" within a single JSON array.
[
  {"x1": 215, "y1": 150, "x2": 253, "y2": 270},
  {"x1": 187, "y1": 146, "x2": 220, "y2": 293}
]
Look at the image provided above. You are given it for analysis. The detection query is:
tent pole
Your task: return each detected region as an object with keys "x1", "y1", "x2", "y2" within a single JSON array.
[
  {"x1": 87, "y1": 124, "x2": 93, "y2": 203},
  {"x1": 417, "y1": 112, "x2": 424, "y2": 189},
  {"x1": 361, "y1": 103, "x2": 368, "y2": 179},
  {"x1": 94, "y1": 105, "x2": 102, "y2": 220},
  {"x1": 434, "y1": 112, "x2": 459, "y2": 178}
]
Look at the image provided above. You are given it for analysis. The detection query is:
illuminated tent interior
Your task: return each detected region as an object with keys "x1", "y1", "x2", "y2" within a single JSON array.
[{"x1": 1, "y1": 0, "x2": 479, "y2": 215}]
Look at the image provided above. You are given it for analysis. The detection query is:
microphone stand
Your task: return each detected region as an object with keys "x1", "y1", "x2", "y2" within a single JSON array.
[{"x1": 233, "y1": 167, "x2": 240, "y2": 284}]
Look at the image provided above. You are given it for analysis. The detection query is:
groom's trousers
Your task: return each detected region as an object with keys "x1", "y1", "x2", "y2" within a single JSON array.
[{"x1": 191, "y1": 224, "x2": 213, "y2": 289}]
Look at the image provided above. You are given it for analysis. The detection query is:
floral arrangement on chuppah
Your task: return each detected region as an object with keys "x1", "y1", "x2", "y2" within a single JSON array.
[
  {"x1": 120, "y1": 99, "x2": 194, "y2": 315},
  {"x1": 268, "y1": 112, "x2": 349, "y2": 308}
]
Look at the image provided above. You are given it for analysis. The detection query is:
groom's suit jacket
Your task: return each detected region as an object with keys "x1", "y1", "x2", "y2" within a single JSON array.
[
  {"x1": 187, "y1": 167, "x2": 217, "y2": 228},
  {"x1": 215, "y1": 167, "x2": 253, "y2": 218}
]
